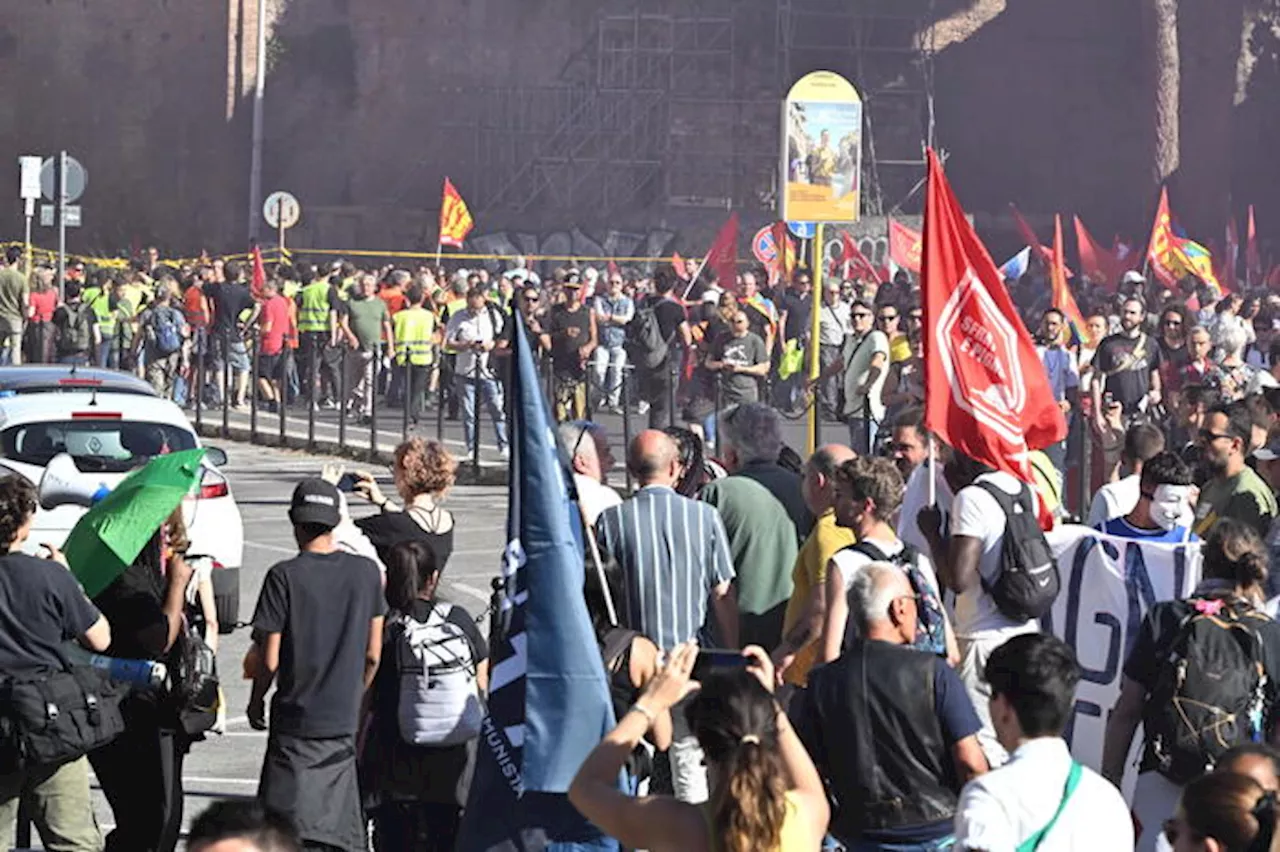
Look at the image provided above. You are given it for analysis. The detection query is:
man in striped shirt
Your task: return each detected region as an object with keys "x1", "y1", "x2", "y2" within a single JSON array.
[{"x1": 595, "y1": 429, "x2": 739, "y2": 803}]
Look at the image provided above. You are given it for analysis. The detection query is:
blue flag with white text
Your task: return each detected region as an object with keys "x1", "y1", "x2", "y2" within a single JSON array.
[{"x1": 457, "y1": 311, "x2": 620, "y2": 851}]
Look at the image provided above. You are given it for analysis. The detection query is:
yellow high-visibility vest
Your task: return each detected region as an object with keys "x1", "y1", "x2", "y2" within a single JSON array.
[
  {"x1": 393, "y1": 307, "x2": 436, "y2": 367},
  {"x1": 297, "y1": 281, "x2": 331, "y2": 333}
]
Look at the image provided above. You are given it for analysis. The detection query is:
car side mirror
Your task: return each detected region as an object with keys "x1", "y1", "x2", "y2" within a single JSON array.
[{"x1": 204, "y1": 446, "x2": 228, "y2": 467}]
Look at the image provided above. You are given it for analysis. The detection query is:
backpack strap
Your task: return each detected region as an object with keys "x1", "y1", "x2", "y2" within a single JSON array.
[
  {"x1": 600, "y1": 627, "x2": 638, "y2": 669},
  {"x1": 1016, "y1": 762, "x2": 1082, "y2": 852},
  {"x1": 846, "y1": 540, "x2": 890, "y2": 563},
  {"x1": 974, "y1": 479, "x2": 1029, "y2": 515}
]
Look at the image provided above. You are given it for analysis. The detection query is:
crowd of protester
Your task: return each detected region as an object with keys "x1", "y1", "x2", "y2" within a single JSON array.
[{"x1": 10, "y1": 234, "x2": 1280, "y2": 851}]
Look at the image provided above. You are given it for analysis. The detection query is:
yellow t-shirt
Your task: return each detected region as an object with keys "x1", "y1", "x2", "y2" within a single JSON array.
[
  {"x1": 889, "y1": 333, "x2": 912, "y2": 364},
  {"x1": 781, "y1": 510, "x2": 856, "y2": 687}
]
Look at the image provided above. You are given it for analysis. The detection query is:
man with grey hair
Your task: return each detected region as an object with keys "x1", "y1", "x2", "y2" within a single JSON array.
[
  {"x1": 559, "y1": 420, "x2": 621, "y2": 526},
  {"x1": 701, "y1": 403, "x2": 813, "y2": 651},
  {"x1": 792, "y1": 561, "x2": 988, "y2": 849}
]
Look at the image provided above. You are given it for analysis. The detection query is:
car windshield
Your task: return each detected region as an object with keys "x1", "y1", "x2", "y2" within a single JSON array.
[{"x1": 1, "y1": 420, "x2": 198, "y2": 473}]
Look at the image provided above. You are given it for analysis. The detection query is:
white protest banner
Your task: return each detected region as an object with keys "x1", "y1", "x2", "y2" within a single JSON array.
[{"x1": 1042, "y1": 525, "x2": 1202, "y2": 796}]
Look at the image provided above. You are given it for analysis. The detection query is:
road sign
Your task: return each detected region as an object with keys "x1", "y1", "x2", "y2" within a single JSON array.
[
  {"x1": 39, "y1": 156, "x2": 87, "y2": 203},
  {"x1": 263, "y1": 191, "x2": 300, "y2": 229},
  {"x1": 787, "y1": 221, "x2": 815, "y2": 240},
  {"x1": 19, "y1": 157, "x2": 41, "y2": 200},
  {"x1": 40, "y1": 205, "x2": 81, "y2": 227}
]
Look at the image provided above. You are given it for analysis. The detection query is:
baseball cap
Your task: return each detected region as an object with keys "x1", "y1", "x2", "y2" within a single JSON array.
[
  {"x1": 288, "y1": 479, "x2": 342, "y2": 528},
  {"x1": 1122, "y1": 270, "x2": 1146, "y2": 285}
]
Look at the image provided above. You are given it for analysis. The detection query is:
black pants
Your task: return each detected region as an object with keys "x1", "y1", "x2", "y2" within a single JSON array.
[
  {"x1": 371, "y1": 801, "x2": 460, "y2": 852},
  {"x1": 90, "y1": 701, "x2": 188, "y2": 852},
  {"x1": 643, "y1": 362, "x2": 676, "y2": 429}
]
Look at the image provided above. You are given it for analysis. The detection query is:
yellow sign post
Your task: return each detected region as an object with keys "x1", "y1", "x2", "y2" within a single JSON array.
[{"x1": 807, "y1": 224, "x2": 825, "y2": 456}]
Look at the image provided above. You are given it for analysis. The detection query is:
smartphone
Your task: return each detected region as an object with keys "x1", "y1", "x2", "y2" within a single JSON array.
[
  {"x1": 692, "y1": 649, "x2": 750, "y2": 682},
  {"x1": 1103, "y1": 391, "x2": 1115, "y2": 408},
  {"x1": 336, "y1": 472, "x2": 360, "y2": 493}
]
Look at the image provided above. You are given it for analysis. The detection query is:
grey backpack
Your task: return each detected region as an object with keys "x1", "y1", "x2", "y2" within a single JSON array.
[{"x1": 393, "y1": 602, "x2": 483, "y2": 747}]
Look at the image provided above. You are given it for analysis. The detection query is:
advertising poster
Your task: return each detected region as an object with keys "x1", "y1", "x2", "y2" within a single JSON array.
[{"x1": 781, "y1": 71, "x2": 863, "y2": 224}]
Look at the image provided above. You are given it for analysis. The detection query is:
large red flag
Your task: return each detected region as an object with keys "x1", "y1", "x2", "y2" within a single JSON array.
[
  {"x1": 704, "y1": 212, "x2": 740, "y2": 293},
  {"x1": 1073, "y1": 215, "x2": 1124, "y2": 291},
  {"x1": 1009, "y1": 204, "x2": 1055, "y2": 266},
  {"x1": 888, "y1": 219, "x2": 923, "y2": 274},
  {"x1": 1247, "y1": 205, "x2": 1262, "y2": 288},
  {"x1": 1146, "y1": 187, "x2": 1179, "y2": 286},
  {"x1": 250, "y1": 244, "x2": 266, "y2": 300},
  {"x1": 922, "y1": 150, "x2": 1065, "y2": 528}
]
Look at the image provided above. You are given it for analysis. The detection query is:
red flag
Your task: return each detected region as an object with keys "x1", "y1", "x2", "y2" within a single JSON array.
[
  {"x1": 671, "y1": 252, "x2": 690, "y2": 282},
  {"x1": 838, "y1": 231, "x2": 882, "y2": 283},
  {"x1": 1073, "y1": 215, "x2": 1124, "y2": 291},
  {"x1": 1217, "y1": 216, "x2": 1239, "y2": 292},
  {"x1": 250, "y1": 244, "x2": 266, "y2": 300},
  {"x1": 1010, "y1": 205, "x2": 1054, "y2": 266},
  {"x1": 1268, "y1": 264, "x2": 1280, "y2": 291},
  {"x1": 439, "y1": 178, "x2": 474, "y2": 248},
  {"x1": 1146, "y1": 187, "x2": 1179, "y2": 286},
  {"x1": 607, "y1": 260, "x2": 620, "y2": 279},
  {"x1": 1247, "y1": 205, "x2": 1262, "y2": 288},
  {"x1": 888, "y1": 219, "x2": 923, "y2": 274},
  {"x1": 1053, "y1": 216, "x2": 1093, "y2": 346},
  {"x1": 922, "y1": 150, "x2": 1065, "y2": 528},
  {"x1": 704, "y1": 212, "x2": 740, "y2": 293}
]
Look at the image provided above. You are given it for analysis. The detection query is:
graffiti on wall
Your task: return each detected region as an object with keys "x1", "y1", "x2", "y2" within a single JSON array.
[{"x1": 467, "y1": 227, "x2": 676, "y2": 275}]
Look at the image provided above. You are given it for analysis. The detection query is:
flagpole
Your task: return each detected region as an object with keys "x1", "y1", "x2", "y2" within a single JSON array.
[
  {"x1": 928, "y1": 435, "x2": 937, "y2": 507},
  {"x1": 580, "y1": 505, "x2": 618, "y2": 627},
  {"x1": 808, "y1": 224, "x2": 824, "y2": 456},
  {"x1": 435, "y1": 241, "x2": 443, "y2": 269},
  {"x1": 681, "y1": 253, "x2": 710, "y2": 301}
]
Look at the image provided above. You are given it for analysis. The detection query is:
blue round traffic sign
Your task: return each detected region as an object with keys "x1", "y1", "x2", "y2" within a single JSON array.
[{"x1": 787, "y1": 221, "x2": 815, "y2": 240}]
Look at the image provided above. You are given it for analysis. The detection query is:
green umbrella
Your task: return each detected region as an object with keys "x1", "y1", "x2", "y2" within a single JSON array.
[{"x1": 64, "y1": 448, "x2": 207, "y2": 598}]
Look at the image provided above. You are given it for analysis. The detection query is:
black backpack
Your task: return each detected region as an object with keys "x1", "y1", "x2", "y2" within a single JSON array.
[
  {"x1": 974, "y1": 481, "x2": 1060, "y2": 622},
  {"x1": 1144, "y1": 597, "x2": 1271, "y2": 785},
  {"x1": 624, "y1": 305, "x2": 672, "y2": 369}
]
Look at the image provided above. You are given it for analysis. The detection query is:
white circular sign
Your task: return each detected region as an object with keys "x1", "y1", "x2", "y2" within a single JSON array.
[
  {"x1": 263, "y1": 191, "x2": 300, "y2": 229},
  {"x1": 39, "y1": 156, "x2": 87, "y2": 203}
]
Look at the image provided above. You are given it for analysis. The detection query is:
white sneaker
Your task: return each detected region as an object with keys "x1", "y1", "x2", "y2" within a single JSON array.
[
  {"x1": 637, "y1": 401, "x2": 650, "y2": 414},
  {"x1": 500, "y1": 446, "x2": 511, "y2": 460}
]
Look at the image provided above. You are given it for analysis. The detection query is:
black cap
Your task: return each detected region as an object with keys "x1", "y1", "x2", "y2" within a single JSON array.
[{"x1": 288, "y1": 479, "x2": 341, "y2": 528}]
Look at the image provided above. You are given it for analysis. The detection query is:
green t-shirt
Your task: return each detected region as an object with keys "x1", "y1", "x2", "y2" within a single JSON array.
[
  {"x1": 1194, "y1": 465, "x2": 1279, "y2": 540},
  {"x1": 0, "y1": 267, "x2": 28, "y2": 330},
  {"x1": 348, "y1": 296, "x2": 389, "y2": 350},
  {"x1": 700, "y1": 463, "x2": 813, "y2": 649}
]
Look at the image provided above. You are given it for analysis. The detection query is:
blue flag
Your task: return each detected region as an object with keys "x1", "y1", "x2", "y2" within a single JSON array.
[
  {"x1": 457, "y1": 312, "x2": 620, "y2": 851},
  {"x1": 999, "y1": 246, "x2": 1031, "y2": 281}
]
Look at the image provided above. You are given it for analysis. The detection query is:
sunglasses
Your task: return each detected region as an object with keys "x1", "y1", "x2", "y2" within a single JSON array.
[
  {"x1": 878, "y1": 314, "x2": 898, "y2": 322},
  {"x1": 1200, "y1": 429, "x2": 1234, "y2": 443},
  {"x1": 853, "y1": 311, "x2": 872, "y2": 319}
]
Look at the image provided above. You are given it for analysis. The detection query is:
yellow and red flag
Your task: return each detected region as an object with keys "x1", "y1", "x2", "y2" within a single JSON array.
[
  {"x1": 1146, "y1": 187, "x2": 1179, "y2": 286},
  {"x1": 439, "y1": 178, "x2": 475, "y2": 249},
  {"x1": 250, "y1": 244, "x2": 266, "y2": 300},
  {"x1": 1052, "y1": 215, "x2": 1093, "y2": 347},
  {"x1": 888, "y1": 218, "x2": 923, "y2": 274},
  {"x1": 1247, "y1": 205, "x2": 1262, "y2": 288}
]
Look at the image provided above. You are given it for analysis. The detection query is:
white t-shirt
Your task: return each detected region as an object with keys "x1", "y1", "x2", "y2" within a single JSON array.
[
  {"x1": 955, "y1": 737, "x2": 1134, "y2": 852},
  {"x1": 841, "y1": 329, "x2": 890, "y2": 420},
  {"x1": 949, "y1": 471, "x2": 1039, "y2": 637},
  {"x1": 830, "y1": 535, "x2": 943, "y2": 647},
  {"x1": 1086, "y1": 474, "x2": 1140, "y2": 527},
  {"x1": 574, "y1": 473, "x2": 623, "y2": 528},
  {"x1": 897, "y1": 461, "x2": 954, "y2": 557}
]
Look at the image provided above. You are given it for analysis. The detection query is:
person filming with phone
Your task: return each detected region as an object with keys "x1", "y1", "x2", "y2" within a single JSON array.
[{"x1": 569, "y1": 644, "x2": 829, "y2": 852}]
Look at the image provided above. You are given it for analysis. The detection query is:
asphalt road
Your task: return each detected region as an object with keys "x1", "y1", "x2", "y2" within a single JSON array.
[{"x1": 84, "y1": 441, "x2": 511, "y2": 845}]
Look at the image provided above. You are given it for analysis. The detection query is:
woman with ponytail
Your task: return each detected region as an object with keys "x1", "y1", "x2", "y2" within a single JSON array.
[
  {"x1": 569, "y1": 644, "x2": 829, "y2": 851},
  {"x1": 1165, "y1": 771, "x2": 1280, "y2": 851},
  {"x1": 1103, "y1": 517, "x2": 1280, "y2": 852}
]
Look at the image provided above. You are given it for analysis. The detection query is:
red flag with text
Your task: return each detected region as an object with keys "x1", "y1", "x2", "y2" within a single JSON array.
[
  {"x1": 922, "y1": 150, "x2": 1065, "y2": 528},
  {"x1": 888, "y1": 219, "x2": 923, "y2": 274},
  {"x1": 439, "y1": 178, "x2": 475, "y2": 249}
]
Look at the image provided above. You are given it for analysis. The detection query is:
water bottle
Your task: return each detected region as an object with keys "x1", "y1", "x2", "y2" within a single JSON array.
[{"x1": 64, "y1": 644, "x2": 167, "y2": 688}]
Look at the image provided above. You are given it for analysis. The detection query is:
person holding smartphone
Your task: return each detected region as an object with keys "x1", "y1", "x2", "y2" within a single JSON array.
[{"x1": 569, "y1": 644, "x2": 830, "y2": 852}]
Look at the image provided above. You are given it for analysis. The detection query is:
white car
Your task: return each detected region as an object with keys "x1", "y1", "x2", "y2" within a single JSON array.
[{"x1": 0, "y1": 390, "x2": 245, "y2": 631}]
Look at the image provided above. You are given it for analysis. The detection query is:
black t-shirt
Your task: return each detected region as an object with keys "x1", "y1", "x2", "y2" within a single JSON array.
[
  {"x1": 0, "y1": 554, "x2": 100, "y2": 676},
  {"x1": 93, "y1": 560, "x2": 170, "y2": 661},
  {"x1": 251, "y1": 550, "x2": 386, "y2": 738},
  {"x1": 781, "y1": 291, "x2": 810, "y2": 341},
  {"x1": 548, "y1": 305, "x2": 592, "y2": 374},
  {"x1": 355, "y1": 510, "x2": 455, "y2": 572},
  {"x1": 1093, "y1": 332, "x2": 1162, "y2": 413},
  {"x1": 206, "y1": 282, "x2": 255, "y2": 332},
  {"x1": 1124, "y1": 595, "x2": 1280, "y2": 771},
  {"x1": 652, "y1": 298, "x2": 687, "y2": 342}
]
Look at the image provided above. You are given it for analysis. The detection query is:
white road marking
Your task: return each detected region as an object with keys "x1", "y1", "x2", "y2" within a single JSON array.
[
  {"x1": 244, "y1": 540, "x2": 294, "y2": 555},
  {"x1": 449, "y1": 581, "x2": 493, "y2": 602}
]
